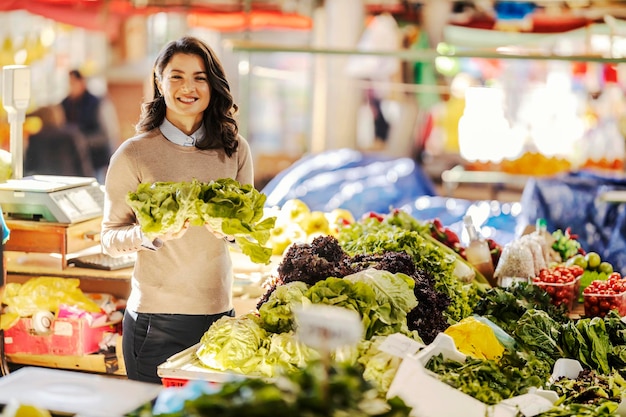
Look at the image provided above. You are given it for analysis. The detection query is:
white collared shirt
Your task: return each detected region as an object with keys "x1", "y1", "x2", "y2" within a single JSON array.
[{"x1": 159, "y1": 117, "x2": 205, "y2": 147}]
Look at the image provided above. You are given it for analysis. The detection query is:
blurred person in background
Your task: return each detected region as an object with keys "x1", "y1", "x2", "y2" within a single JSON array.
[
  {"x1": 24, "y1": 104, "x2": 95, "y2": 178},
  {"x1": 346, "y1": 12, "x2": 401, "y2": 147},
  {"x1": 61, "y1": 69, "x2": 120, "y2": 183}
]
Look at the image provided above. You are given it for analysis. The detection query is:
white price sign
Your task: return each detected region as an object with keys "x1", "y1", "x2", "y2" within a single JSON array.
[
  {"x1": 294, "y1": 305, "x2": 363, "y2": 351},
  {"x1": 377, "y1": 333, "x2": 425, "y2": 358}
]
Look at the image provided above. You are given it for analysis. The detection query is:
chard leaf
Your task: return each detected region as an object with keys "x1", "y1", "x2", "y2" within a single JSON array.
[
  {"x1": 561, "y1": 320, "x2": 589, "y2": 367},
  {"x1": 513, "y1": 309, "x2": 563, "y2": 363},
  {"x1": 585, "y1": 317, "x2": 612, "y2": 375}
]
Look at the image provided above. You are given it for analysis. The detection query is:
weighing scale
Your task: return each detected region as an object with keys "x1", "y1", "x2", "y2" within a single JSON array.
[{"x1": 0, "y1": 175, "x2": 104, "y2": 223}]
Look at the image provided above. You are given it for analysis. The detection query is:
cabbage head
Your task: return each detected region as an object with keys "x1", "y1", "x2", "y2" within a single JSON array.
[
  {"x1": 196, "y1": 313, "x2": 271, "y2": 376},
  {"x1": 259, "y1": 281, "x2": 310, "y2": 333},
  {"x1": 265, "y1": 331, "x2": 321, "y2": 374}
]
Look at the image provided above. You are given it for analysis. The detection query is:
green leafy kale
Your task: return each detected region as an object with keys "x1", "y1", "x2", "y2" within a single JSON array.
[
  {"x1": 564, "y1": 316, "x2": 612, "y2": 375},
  {"x1": 338, "y1": 217, "x2": 472, "y2": 322},
  {"x1": 425, "y1": 350, "x2": 545, "y2": 405},
  {"x1": 473, "y1": 282, "x2": 570, "y2": 334},
  {"x1": 513, "y1": 309, "x2": 564, "y2": 365},
  {"x1": 542, "y1": 368, "x2": 625, "y2": 416}
]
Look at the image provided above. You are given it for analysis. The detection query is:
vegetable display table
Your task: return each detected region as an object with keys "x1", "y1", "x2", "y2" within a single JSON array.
[{"x1": 2, "y1": 250, "x2": 271, "y2": 376}]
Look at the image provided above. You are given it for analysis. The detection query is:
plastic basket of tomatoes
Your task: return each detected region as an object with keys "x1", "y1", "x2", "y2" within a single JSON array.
[
  {"x1": 532, "y1": 265, "x2": 584, "y2": 313},
  {"x1": 583, "y1": 273, "x2": 626, "y2": 318}
]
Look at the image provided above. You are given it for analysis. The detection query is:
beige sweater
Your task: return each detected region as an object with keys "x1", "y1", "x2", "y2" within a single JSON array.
[{"x1": 100, "y1": 129, "x2": 254, "y2": 314}]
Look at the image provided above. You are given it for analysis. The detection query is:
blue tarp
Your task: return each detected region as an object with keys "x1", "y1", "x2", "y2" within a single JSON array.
[
  {"x1": 261, "y1": 149, "x2": 521, "y2": 246},
  {"x1": 520, "y1": 171, "x2": 626, "y2": 275},
  {"x1": 262, "y1": 149, "x2": 438, "y2": 217},
  {"x1": 0, "y1": 207, "x2": 8, "y2": 244},
  {"x1": 405, "y1": 196, "x2": 522, "y2": 246}
]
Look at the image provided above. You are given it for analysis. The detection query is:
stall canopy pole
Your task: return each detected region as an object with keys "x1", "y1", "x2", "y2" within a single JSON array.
[{"x1": 2, "y1": 65, "x2": 31, "y2": 180}]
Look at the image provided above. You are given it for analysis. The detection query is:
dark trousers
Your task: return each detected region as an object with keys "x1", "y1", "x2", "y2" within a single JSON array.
[
  {"x1": 122, "y1": 309, "x2": 235, "y2": 384},
  {"x1": 370, "y1": 95, "x2": 390, "y2": 141}
]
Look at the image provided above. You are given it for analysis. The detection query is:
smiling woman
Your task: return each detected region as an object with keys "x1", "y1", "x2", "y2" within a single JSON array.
[
  {"x1": 100, "y1": 36, "x2": 254, "y2": 384},
  {"x1": 155, "y1": 53, "x2": 211, "y2": 134}
]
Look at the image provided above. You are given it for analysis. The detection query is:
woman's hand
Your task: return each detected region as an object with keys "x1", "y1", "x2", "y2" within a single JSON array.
[
  {"x1": 159, "y1": 220, "x2": 190, "y2": 242},
  {"x1": 205, "y1": 222, "x2": 235, "y2": 243}
]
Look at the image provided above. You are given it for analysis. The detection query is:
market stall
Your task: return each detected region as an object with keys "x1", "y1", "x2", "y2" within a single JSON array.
[
  {"x1": 2, "y1": 1, "x2": 626, "y2": 415},
  {"x1": 16, "y1": 200, "x2": 618, "y2": 416},
  {"x1": 1, "y1": 159, "x2": 625, "y2": 416},
  {"x1": 0, "y1": 248, "x2": 266, "y2": 376}
]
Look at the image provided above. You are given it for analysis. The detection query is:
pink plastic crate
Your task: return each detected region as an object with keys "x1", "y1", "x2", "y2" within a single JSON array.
[{"x1": 3, "y1": 317, "x2": 116, "y2": 356}]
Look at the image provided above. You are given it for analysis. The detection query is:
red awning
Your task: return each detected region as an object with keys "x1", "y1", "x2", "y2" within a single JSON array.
[
  {"x1": 1, "y1": 0, "x2": 122, "y2": 39},
  {"x1": 187, "y1": 10, "x2": 312, "y2": 32},
  {"x1": 0, "y1": 0, "x2": 312, "y2": 37},
  {"x1": 452, "y1": 11, "x2": 593, "y2": 34}
]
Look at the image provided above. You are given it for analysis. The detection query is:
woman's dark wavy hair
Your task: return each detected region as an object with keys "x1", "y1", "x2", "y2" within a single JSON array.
[{"x1": 135, "y1": 36, "x2": 239, "y2": 157}]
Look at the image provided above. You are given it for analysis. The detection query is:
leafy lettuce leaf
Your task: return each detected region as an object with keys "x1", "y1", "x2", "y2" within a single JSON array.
[
  {"x1": 196, "y1": 313, "x2": 321, "y2": 378},
  {"x1": 305, "y1": 277, "x2": 378, "y2": 339},
  {"x1": 304, "y1": 273, "x2": 415, "y2": 340},
  {"x1": 126, "y1": 181, "x2": 189, "y2": 238},
  {"x1": 343, "y1": 269, "x2": 417, "y2": 325},
  {"x1": 126, "y1": 178, "x2": 276, "y2": 264}
]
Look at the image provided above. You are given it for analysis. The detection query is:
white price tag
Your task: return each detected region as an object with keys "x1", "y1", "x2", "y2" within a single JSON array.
[
  {"x1": 499, "y1": 392, "x2": 556, "y2": 417},
  {"x1": 377, "y1": 333, "x2": 425, "y2": 358},
  {"x1": 294, "y1": 305, "x2": 362, "y2": 351},
  {"x1": 53, "y1": 321, "x2": 73, "y2": 337}
]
